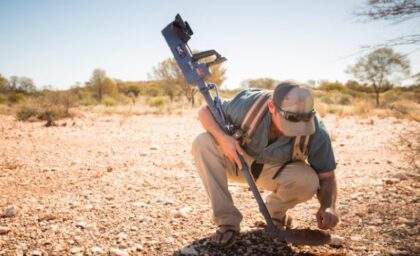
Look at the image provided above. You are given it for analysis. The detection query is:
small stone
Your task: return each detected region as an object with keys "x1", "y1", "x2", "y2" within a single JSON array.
[
  {"x1": 329, "y1": 235, "x2": 344, "y2": 248},
  {"x1": 385, "y1": 179, "x2": 399, "y2": 185},
  {"x1": 91, "y1": 246, "x2": 103, "y2": 254},
  {"x1": 351, "y1": 234, "x2": 362, "y2": 241},
  {"x1": 393, "y1": 173, "x2": 408, "y2": 181},
  {"x1": 70, "y1": 247, "x2": 81, "y2": 254},
  {"x1": 5, "y1": 205, "x2": 17, "y2": 217},
  {"x1": 38, "y1": 214, "x2": 56, "y2": 221},
  {"x1": 389, "y1": 249, "x2": 411, "y2": 256},
  {"x1": 107, "y1": 166, "x2": 113, "y2": 172},
  {"x1": 74, "y1": 235, "x2": 83, "y2": 244},
  {"x1": 84, "y1": 204, "x2": 93, "y2": 210},
  {"x1": 31, "y1": 250, "x2": 42, "y2": 256},
  {"x1": 109, "y1": 248, "x2": 129, "y2": 256},
  {"x1": 397, "y1": 217, "x2": 410, "y2": 224},
  {"x1": 53, "y1": 244, "x2": 64, "y2": 252},
  {"x1": 355, "y1": 212, "x2": 365, "y2": 217},
  {"x1": 253, "y1": 220, "x2": 266, "y2": 228},
  {"x1": 0, "y1": 226, "x2": 11, "y2": 235},
  {"x1": 133, "y1": 243, "x2": 143, "y2": 251},
  {"x1": 180, "y1": 246, "x2": 198, "y2": 255},
  {"x1": 117, "y1": 232, "x2": 128, "y2": 240},
  {"x1": 149, "y1": 146, "x2": 159, "y2": 150},
  {"x1": 350, "y1": 193, "x2": 359, "y2": 200},
  {"x1": 76, "y1": 221, "x2": 87, "y2": 229}
]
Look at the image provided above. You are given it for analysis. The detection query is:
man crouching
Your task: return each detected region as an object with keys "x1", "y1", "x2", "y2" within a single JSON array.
[{"x1": 192, "y1": 81, "x2": 339, "y2": 248}]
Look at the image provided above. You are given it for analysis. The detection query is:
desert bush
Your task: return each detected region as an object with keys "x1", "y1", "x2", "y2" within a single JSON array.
[
  {"x1": 8, "y1": 92, "x2": 25, "y2": 103},
  {"x1": 126, "y1": 84, "x2": 143, "y2": 97},
  {"x1": 345, "y1": 80, "x2": 374, "y2": 93},
  {"x1": 38, "y1": 105, "x2": 68, "y2": 120},
  {"x1": 147, "y1": 96, "x2": 168, "y2": 107},
  {"x1": 381, "y1": 90, "x2": 400, "y2": 106},
  {"x1": 16, "y1": 101, "x2": 70, "y2": 121},
  {"x1": 79, "y1": 90, "x2": 98, "y2": 106},
  {"x1": 353, "y1": 100, "x2": 374, "y2": 115},
  {"x1": 145, "y1": 84, "x2": 164, "y2": 97},
  {"x1": 387, "y1": 100, "x2": 420, "y2": 120},
  {"x1": 338, "y1": 94, "x2": 352, "y2": 105},
  {"x1": 0, "y1": 94, "x2": 7, "y2": 103},
  {"x1": 102, "y1": 96, "x2": 117, "y2": 106},
  {"x1": 318, "y1": 81, "x2": 345, "y2": 91},
  {"x1": 115, "y1": 93, "x2": 133, "y2": 105},
  {"x1": 16, "y1": 105, "x2": 39, "y2": 121}
]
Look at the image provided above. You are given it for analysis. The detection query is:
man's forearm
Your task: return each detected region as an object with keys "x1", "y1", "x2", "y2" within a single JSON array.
[
  {"x1": 317, "y1": 174, "x2": 337, "y2": 210},
  {"x1": 198, "y1": 105, "x2": 228, "y2": 144}
]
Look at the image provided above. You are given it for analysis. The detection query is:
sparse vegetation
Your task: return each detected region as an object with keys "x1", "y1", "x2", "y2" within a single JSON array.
[
  {"x1": 0, "y1": 65, "x2": 418, "y2": 123},
  {"x1": 147, "y1": 96, "x2": 168, "y2": 107}
]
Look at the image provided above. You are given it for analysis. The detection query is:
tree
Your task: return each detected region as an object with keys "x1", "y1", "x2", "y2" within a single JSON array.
[
  {"x1": 151, "y1": 57, "x2": 227, "y2": 107},
  {"x1": 17, "y1": 77, "x2": 36, "y2": 94},
  {"x1": 151, "y1": 59, "x2": 182, "y2": 101},
  {"x1": 240, "y1": 78, "x2": 278, "y2": 90},
  {"x1": 8, "y1": 76, "x2": 18, "y2": 91},
  {"x1": 89, "y1": 69, "x2": 118, "y2": 101},
  {"x1": 412, "y1": 72, "x2": 420, "y2": 86},
  {"x1": 347, "y1": 47, "x2": 410, "y2": 105},
  {"x1": 356, "y1": 0, "x2": 420, "y2": 46},
  {"x1": 0, "y1": 74, "x2": 8, "y2": 93}
]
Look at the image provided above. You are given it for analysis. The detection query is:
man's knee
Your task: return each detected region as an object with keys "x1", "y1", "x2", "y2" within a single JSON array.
[
  {"x1": 191, "y1": 132, "x2": 216, "y2": 156},
  {"x1": 276, "y1": 161, "x2": 319, "y2": 200}
]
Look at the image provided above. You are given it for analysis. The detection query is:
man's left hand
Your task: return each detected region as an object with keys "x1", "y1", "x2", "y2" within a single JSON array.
[{"x1": 316, "y1": 207, "x2": 339, "y2": 230}]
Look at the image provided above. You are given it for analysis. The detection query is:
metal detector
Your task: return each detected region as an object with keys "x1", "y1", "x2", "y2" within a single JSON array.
[{"x1": 161, "y1": 14, "x2": 330, "y2": 246}]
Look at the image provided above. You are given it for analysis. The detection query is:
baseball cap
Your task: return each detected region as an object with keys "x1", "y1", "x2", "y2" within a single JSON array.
[{"x1": 273, "y1": 81, "x2": 316, "y2": 136}]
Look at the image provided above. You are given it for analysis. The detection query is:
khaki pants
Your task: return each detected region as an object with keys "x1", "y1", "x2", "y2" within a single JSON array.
[{"x1": 191, "y1": 132, "x2": 319, "y2": 227}]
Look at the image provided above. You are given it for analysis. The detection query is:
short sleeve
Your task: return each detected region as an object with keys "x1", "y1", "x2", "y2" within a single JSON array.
[
  {"x1": 307, "y1": 117, "x2": 336, "y2": 174},
  {"x1": 221, "y1": 89, "x2": 261, "y2": 126}
]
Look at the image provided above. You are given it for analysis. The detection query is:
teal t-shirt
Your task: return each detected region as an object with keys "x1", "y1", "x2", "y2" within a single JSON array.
[{"x1": 222, "y1": 89, "x2": 336, "y2": 174}]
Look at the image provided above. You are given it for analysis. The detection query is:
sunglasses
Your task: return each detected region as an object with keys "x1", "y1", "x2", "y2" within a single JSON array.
[{"x1": 274, "y1": 105, "x2": 315, "y2": 122}]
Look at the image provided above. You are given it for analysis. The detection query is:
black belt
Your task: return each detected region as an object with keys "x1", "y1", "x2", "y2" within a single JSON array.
[{"x1": 250, "y1": 161, "x2": 264, "y2": 181}]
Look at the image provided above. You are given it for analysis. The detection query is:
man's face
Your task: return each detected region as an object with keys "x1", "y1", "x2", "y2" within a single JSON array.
[{"x1": 268, "y1": 100, "x2": 286, "y2": 135}]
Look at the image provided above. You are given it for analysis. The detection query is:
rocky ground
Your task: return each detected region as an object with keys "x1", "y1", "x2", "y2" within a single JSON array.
[{"x1": 0, "y1": 111, "x2": 419, "y2": 256}]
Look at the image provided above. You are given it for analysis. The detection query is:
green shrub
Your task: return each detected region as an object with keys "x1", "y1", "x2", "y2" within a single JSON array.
[
  {"x1": 126, "y1": 84, "x2": 142, "y2": 97},
  {"x1": 318, "y1": 81, "x2": 345, "y2": 91},
  {"x1": 0, "y1": 94, "x2": 7, "y2": 104},
  {"x1": 147, "y1": 96, "x2": 167, "y2": 107},
  {"x1": 116, "y1": 94, "x2": 132, "y2": 105},
  {"x1": 338, "y1": 94, "x2": 352, "y2": 105},
  {"x1": 102, "y1": 96, "x2": 117, "y2": 106},
  {"x1": 8, "y1": 92, "x2": 25, "y2": 103},
  {"x1": 145, "y1": 84, "x2": 164, "y2": 97},
  {"x1": 38, "y1": 106, "x2": 68, "y2": 120},
  {"x1": 16, "y1": 105, "x2": 38, "y2": 121},
  {"x1": 80, "y1": 96, "x2": 97, "y2": 106},
  {"x1": 381, "y1": 90, "x2": 400, "y2": 106},
  {"x1": 353, "y1": 100, "x2": 374, "y2": 115}
]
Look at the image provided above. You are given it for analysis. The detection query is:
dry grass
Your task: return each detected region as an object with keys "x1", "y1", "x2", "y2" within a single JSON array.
[
  {"x1": 83, "y1": 96, "x2": 198, "y2": 117},
  {"x1": 1, "y1": 89, "x2": 419, "y2": 122},
  {"x1": 315, "y1": 96, "x2": 419, "y2": 121}
]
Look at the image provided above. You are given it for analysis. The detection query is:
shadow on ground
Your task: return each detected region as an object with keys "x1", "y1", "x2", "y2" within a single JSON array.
[{"x1": 172, "y1": 229, "x2": 335, "y2": 256}]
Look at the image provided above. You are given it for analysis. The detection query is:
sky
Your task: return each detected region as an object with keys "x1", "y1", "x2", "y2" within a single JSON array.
[{"x1": 0, "y1": 0, "x2": 419, "y2": 90}]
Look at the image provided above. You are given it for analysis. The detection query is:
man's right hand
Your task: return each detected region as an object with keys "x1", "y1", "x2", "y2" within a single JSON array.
[
  {"x1": 197, "y1": 104, "x2": 244, "y2": 170},
  {"x1": 217, "y1": 134, "x2": 244, "y2": 170}
]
